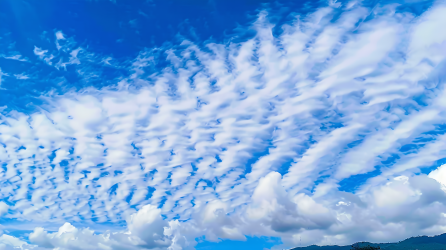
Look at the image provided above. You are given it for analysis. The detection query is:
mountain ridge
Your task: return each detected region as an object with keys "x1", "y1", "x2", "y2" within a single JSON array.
[{"x1": 290, "y1": 233, "x2": 446, "y2": 250}]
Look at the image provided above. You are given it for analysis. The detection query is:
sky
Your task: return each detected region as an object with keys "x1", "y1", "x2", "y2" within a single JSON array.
[{"x1": 0, "y1": 0, "x2": 446, "y2": 249}]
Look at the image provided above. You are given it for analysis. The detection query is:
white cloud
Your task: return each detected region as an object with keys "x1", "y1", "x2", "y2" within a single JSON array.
[
  {"x1": 0, "y1": 202, "x2": 8, "y2": 216},
  {"x1": 8, "y1": 171, "x2": 446, "y2": 250},
  {"x1": 55, "y1": 31, "x2": 65, "y2": 41},
  {"x1": 127, "y1": 205, "x2": 171, "y2": 248},
  {"x1": 0, "y1": 234, "x2": 33, "y2": 250},
  {"x1": 33, "y1": 46, "x2": 54, "y2": 65},
  {"x1": 429, "y1": 164, "x2": 446, "y2": 192},
  {"x1": 1, "y1": 0, "x2": 446, "y2": 249}
]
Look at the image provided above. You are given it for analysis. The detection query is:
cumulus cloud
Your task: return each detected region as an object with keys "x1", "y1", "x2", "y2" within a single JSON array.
[
  {"x1": 29, "y1": 222, "x2": 145, "y2": 250},
  {"x1": 0, "y1": 0, "x2": 446, "y2": 249},
  {"x1": 429, "y1": 164, "x2": 446, "y2": 192},
  {"x1": 8, "y1": 172, "x2": 446, "y2": 250},
  {"x1": 127, "y1": 205, "x2": 171, "y2": 248}
]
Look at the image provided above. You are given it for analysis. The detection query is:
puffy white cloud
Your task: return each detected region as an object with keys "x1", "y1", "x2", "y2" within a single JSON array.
[
  {"x1": 29, "y1": 221, "x2": 154, "y2": 250},
  {"x1": 8, "y1": 171, "x2": 446, "y2": 250},
  {"x1": 0, "y1": 234, "x2": 38, "y2": 250},
  {"x1": 429, "y1": 164, "x2": 446, "y2": 192},
  {"x1": 127, "y1": 205, "x2": 171, "y2": 248}
]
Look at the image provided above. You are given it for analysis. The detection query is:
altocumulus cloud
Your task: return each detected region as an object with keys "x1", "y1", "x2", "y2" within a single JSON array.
[{"x1": 0, "y1": 0, "x2": 446, "y2": 249}]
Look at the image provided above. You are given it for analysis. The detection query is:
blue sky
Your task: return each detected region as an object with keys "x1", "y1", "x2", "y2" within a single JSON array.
[{"x1": 0, "y1": 0, "x2": 446, "y2": 249}]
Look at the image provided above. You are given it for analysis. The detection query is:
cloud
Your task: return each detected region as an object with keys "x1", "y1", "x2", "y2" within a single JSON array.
[
  {"x1": 55, "y1": 31, "x2": 65, "y2": 41},
  {"x1": 0, "y1": 0, "x2": 446, "y2": 249},
  {"x1": 0, "y1": 202, "x2": 8, "y2": 216},
  {"x1": 33, "y1": 46, "x2": 54, "y2": 65},
  {"x1": 27, "y1": 205, "x2": 177, "y2": 250},
  {"x1": 0, "y1": 234, "x2": 33, "y2": 250},
  {"x1": 127, "y1": 205, "x2": 171, "y2": 248},
  {"x1": 29, "y1": 222, "x2": 146, "y2": 250},
  {"x1": 25, "y1": 171, "x2": 446, "y2": 249},
  {"x1": 429, "y1": 164, "x2": 446, "y2": 192}
]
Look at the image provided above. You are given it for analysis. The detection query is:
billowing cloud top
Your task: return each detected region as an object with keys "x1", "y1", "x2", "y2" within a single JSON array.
[{"x1": 0, "y1": 0, "x2": 446, "y2": 249}]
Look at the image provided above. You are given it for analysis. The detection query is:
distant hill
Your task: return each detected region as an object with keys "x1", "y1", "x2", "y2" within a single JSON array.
[{"x1": 290, "y1": 233, "x2": 446, "y2": 250}]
